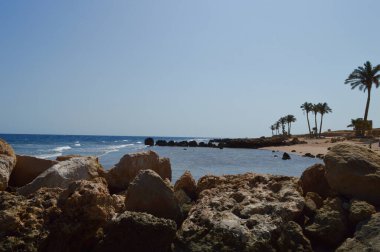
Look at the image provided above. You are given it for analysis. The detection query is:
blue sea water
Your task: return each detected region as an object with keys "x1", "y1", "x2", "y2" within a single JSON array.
[{"x1": 0, "y1": 134, "x2": 322, "y2": 182}]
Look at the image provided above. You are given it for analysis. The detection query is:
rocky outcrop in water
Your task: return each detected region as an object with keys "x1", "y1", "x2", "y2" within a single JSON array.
[
  {"x1": 0, "y1": 139, "x2": 17, "y2": 190},
  {"x1": 324, "y1": 143, "x2": 380, "y2": 205},
  {"x1": 105, "y1": 151, "x2": 171, "y2": 193}
]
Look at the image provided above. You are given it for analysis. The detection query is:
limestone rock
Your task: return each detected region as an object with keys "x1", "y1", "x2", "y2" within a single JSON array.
[
  {"x1": 0, "y1": 188, "x2": 62, "y2": 251},
  {"x1": 336, "y1": 213, "x2": 380, "y2": 251},
  {"x1": 44, "y1": 178, "x2": 118, "y2": 252},
  {"x1": 277, "y1": 221, "x2": 313, "y2": 252},
  {"x1": 348, "y1": 199, "x2": 376, "y2": 227},
  {"x1": 9, "y1": 155, "x2": 58, "y2": 187},
  {"x1": 106, "y1": 151, "x2": 171, "y2": 193},
  {"x1": 0, "y1": 139, "x2": 17, "y2": 190},
  {"x1": 125, "y1": 170, "x2": 182, "y2": 224},
  {"x1": 324, "y1": 143, "x2": 380, "y2": 205},
  {"x1": 305, "y1": 197, "x2": 349, "y2": 248},
  {"x1": 299, "y1": 164, "x2": 331, "y2": 198},
  {"x1": 17, "y1": 156, "x2": 105, "y2": 195},
  {"x1": 174, "y1": 173, "x2": 305, "y2": 251},
  {"x1": 95, "y1": 211, "x2": 177, "y2": 252},
  {"x1": 174, "y1": 170, "x2": 197, "y2": 200},
  {"x1": 56, "y1": 154, "x2": 82, "y2": 161}
]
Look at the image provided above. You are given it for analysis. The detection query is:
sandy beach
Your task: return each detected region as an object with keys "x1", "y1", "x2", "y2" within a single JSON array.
[{"x1": 260, "y1": 137, "x2": 380, "y2": 156}]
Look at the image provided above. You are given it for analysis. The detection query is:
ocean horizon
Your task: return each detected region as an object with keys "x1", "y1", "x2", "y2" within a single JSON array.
[{"x1": 0, "y1": 133, "x2": 322, "y2": 181}]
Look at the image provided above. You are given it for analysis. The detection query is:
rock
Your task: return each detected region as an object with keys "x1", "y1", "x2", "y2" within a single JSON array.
[
  {"x1": 348, "y1": 199, "x2": 376, "y2": 227},
  {"x1": 336, "y1": 213, "x2": 380, "y2": 251},
  {"x1": 305, "y1": 197, "x2": 349, "y2": 248},
  {"x1": 282, "y1": 152, "x2": 291, "y2": 160},
  {"x1": 44, "y1": 178, "x2": 119, "y2": 252},
  {"x1": 177, "y1": 141, "x2": 189, "y2": 147},
  {"x1": 174, "y1": 170, "x2": 197, "y2": 200},
  {"x1": 168, "y1": 140, "x2": 175, "y2": 146},
  {"x1": 174, "y1": 173, "x2": 305, "y2": 251},
  {"x1": 303, "y1": 153, "x2": 315, "y2": 158},
  {"x1": 144, "y1": 137, "x2": 154, "y2": 146},
  {"x1": 156, "y1": 140, "x2": 168, "y2": 146},
  {"x1": 305, "y1": 192, "x2": 323, "y2": 208},
  {"x1": 56, "y1": 154, "x2": 82, "y2": 161},
  {"x1": 188, "y1": 141, "x2": 198, "y2": 147},
  {"x1": 291, "y1": 150, "x2": 296, "y2": 152},
  {"x1": 324, "y1": 143, "x2": 380, "y2": 205},
  {"x1": 125, "y1": 170, "x2": 182, "y2": 224},
  {"x1": 9, "y1": 155, "x2": 58, "y2": 187},
  {"x1": 0, "y1": 139, "x2": 17, "y2": 190},
  {"x1": 0, "y1": 188, "x2": 62, "y2": 251},
  {"x1": 17, "y1": 156, "x2": 105, "y2": 195},
  {"x1": 106, "y1": 151, "x2": 171, "y2": 193},
  {"x1": 299, "y1": 164, "x2": 331, "y2": 198},
  {"x1": 316, "y1": 154, "x2": 324, "y2": 159},
  {"x1": 174, "y1": 189, "x2": 192, "y2": 206},
  {"x1": 94, "y1": 211, "x2": 177, "y2": 252},
  {"x1": 277, "y1": 221, "x2": 313, "y2": 252}
]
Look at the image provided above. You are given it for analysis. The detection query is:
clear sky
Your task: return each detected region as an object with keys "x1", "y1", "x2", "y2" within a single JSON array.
[{"x1": 1, "y1": 0, "x2": 379, "y2": 138}]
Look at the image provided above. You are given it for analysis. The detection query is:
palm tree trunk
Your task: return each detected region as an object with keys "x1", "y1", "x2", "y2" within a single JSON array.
[
  {"x1": 287, "y1": 123, "x2": 290, "y2": 136},
  {"x1": 289, "y1": 123, "x2": 291, "y2": 136},
  {"x1": 319, "y1": 114, "x2": 324, "y2": 138},
  {"x1": 314, "y1": 113, "x2": 318, "y2": 138},
  {"x1": 364, "y1": 88, "x2": 371, "y2": 122},
  {"x1": 306, "y1": 112, "x2": 311, "y2": 137}
]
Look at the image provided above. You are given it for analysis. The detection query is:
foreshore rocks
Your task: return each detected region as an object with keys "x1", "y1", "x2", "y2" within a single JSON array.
[
  {"x1": 17, "y1": 156, "x2": 104, "y2": 195},
  {"x1": 324, "y1": 143, "x2": 380, "y2": 205},
  {"x1": 1, "y1": 139, "x2": 380, "y2": 251},
  {"x1": 0, "y1": 139, "x2": 17, "y2": 190},
  {"x1": 106, "y1": 151, "x2": 171, "y2": 193}
]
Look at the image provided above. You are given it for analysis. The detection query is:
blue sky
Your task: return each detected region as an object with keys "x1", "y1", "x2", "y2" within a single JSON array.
[{"x1": 1, "y1": 0, "x2": 379, "y2": 137}]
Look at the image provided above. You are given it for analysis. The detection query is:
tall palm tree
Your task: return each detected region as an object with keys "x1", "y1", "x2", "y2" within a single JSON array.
[
  {"x1": 311, "y1": 104, "x2": 319, "y2": 137},
  {"x1": 270, "y1": 125, "x2": 276, "y2": 136},
  {"x1": 300, "y1": 102, "x2": 313, "y2": 137},
  {"x1": 279, "y1": 117, "x2": 287, "y2": 135},
  {"x1": 316, "y1": 102, "x2": 332, "y2": 137},
  {"x1": 285, "y1": 114, "x2": 296, "y2": 136},
  {"x1": 275, "y1": 121, "x2": 280, "y2": 135},
  {"x1": 345, "y1": 61, "x2": 380, "y2": 122}
]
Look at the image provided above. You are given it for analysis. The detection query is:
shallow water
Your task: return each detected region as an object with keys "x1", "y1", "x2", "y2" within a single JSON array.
[{"x1": 0, "y1": 134, "x2": 322, "y2": 182}]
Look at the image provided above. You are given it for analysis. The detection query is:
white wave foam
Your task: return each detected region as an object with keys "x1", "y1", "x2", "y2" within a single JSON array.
[
  {"x1": 53, "y1": 146, "x2": 72, "y2": 152},
  {"x1": 74, "y1": 143, "x2": 81, "y2": 147},
  {"x1": 122, "y1": 140, "x2": 129, "y2": 142},
  {"x1": 99, "y1": 144, "x2": 135, "y2": 156},
  {"x1": 136, "y1": 141, "x2": 142, "y2": 144},
  {"x1": 36, "y1": 153, "x2": 62, "y2": 159}
]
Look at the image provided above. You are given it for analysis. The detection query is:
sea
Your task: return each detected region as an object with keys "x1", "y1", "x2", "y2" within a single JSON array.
[{"x1": 0, "y1": 134, "x2": 322, "y2": 182}]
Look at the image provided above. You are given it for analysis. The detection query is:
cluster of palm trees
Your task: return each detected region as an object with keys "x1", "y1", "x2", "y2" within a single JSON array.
[
  {"x1": 300, "y1": 102, "x2": 332, "y2": 138},
  {"x1": 270, "y1": 115, "x2": 296, "y2": 136},
  {"x1": 345, "y1": 61, "x2": 380, "y2": 134}
]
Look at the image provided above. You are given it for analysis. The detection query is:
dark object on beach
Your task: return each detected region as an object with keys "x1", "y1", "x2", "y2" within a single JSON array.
[
  {"x1": 272, "y1": 150, "x2": 276, "y2": 153},
  {"x1": 316, "y1": 154, "x2": 324, "y2": 159},
  {"x1": 188, "y1": 141, "x2": 198, "y2": 147},
  {"x1": 282, "y1": 152, "x2": 291, "y2": 160},
  {"x1": 144, "y1": 138, "x2": 154, "y2": 146},
  {"x1": 291, "y1": 150, "x2": 296, "y2": 153},
  {"x1": 156, "y1": 140, "x2": 168, "y2": 146},
  {"x1": 303, "y1": 153, "x2": 315, "y2": 158}
]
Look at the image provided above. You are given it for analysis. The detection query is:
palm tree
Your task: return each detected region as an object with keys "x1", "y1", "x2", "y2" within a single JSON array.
[
  {"x1": 300, "y1": 102, "x2": 313, "y2": 137},
  {"x1": 285, "y1": 114, "x2": 296, "y2": 136},
  {"x1": 275, "y1": 121, "x2": 280, "y2": 135},
  {"x1": 311, "y1": 104, "x2": 319, "y2": 137},
  {"x1": 279, "y1": 117, "x2": 287, "y2": 135},
  {"x1": 345, "y1": 61, "x2": 380, "y2": 122},
  {"x1": 316, "y1": 102, "x2": 332, "y2": 137},
  {"x1": 270, "y1": 125, "x2": 276, "y2": 136}
]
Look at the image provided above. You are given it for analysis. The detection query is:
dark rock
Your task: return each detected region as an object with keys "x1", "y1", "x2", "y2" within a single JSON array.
[
  {"x1": 177, "y1": 141, "x2": 189, "y2": 147},
  {"x1": 95, "y1": 211, "x2": 176, "y2": 252},
  {"x1": 291, "y1": 150, "x2": 296, "y2": 152},
  {"x1": 168, "y1": 141, "x2": 175, "y2": 146},
  {"x1": 188, "y1": 141, "x2": 198, "y2": 147},
  {"x1": 316, "y1": 154, "x2": 324, "y2": 159},
  {"x1": 56, "y1": 155, "x2": 82, "y2": 161},
  {"x1": 144, "y1": 137, "x2": 154, "y2": 146},
  {"x1": 348, "y1": 199, "x2": 376, "y2": 227},
  {"x1": 174, "y1": 170, "x2": 197, "y2": 201},
  {"x1": 277, "y1": 221, "x2": 313, "y2": 252},
  {"x1": 303, "y1": 153, "x2": 315, "y2": 158},
  {"x1": 299, "y1": 164, "x2": 332, "y2": 198},
  {"x1": 282, "y1": 152, "x2": 291, "y2": 160},
  {"x1": 156, "y1": 140, "x2": 168, "y2": 146},
  {"x1": 198, "y1": 142, "x2": 207, "y2": 147}
]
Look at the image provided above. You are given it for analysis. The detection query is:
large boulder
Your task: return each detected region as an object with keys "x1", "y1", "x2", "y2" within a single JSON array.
[
  {"x1": 17, "y1": 157, "x2": 105, "y2": 195},
  {"x1": 0, "y1": 139, "x2": 17, "y2": 190},
  {"x1": 174, "y1": 173, "x2": 305, "y2": 251},
  {"x1": 348, "y1": 199, "x2": 376, "y2": 227},
  {"x1": 324, "y1": 143, "x2": 380, "y2": 205},
  {"x1": 125, "y1": 170, "x2": 182, "y2": 224},
  {"x1": 95, "y1": 211, "x2": 177, "y2": 252},
  {"x1": 0, "y1": 188, "x2": 63, "y2": 251},
  {"x1": 106, "y1": 151, "x2": 171, "y2": 193},
  {"x1": 44, "y1": 178, "x2": 120, "y2": 252},
  {"x1": 305, "y1": 197, "x2": 349, "y2": 248},
  {"x1": 9, "y1": 155, "x2": 58, "y2": 187},
  {"x1": 174, "y1": 170, "x2": 197, "y2": 200},
  {"x1": 299, "y1": 164, "x2": 332, "y2": 198},
  {"x1": 144, "y1": 137, "x2": 154, "y2": 146},
  {"x1": 336, "y1": 213, "x2": 380, "y2": 251}
]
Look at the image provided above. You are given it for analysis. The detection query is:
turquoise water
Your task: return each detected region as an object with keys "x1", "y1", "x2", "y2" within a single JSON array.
[{"x1": 0, "y1": 134, "x2": 322, "y2": 181}]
